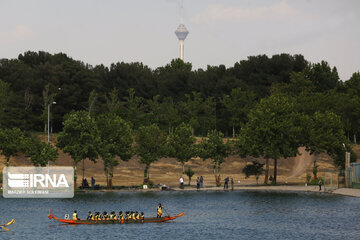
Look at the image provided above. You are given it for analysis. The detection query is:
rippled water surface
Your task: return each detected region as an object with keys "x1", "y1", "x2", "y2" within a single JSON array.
[{"x1": 0, "y1": 191, "x2": 359, "y2": 239}]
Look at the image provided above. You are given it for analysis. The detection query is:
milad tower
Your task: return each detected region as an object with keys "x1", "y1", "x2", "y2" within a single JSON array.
[{"x1": 174, "y1": 1, "x2": 189, "y2": 61}]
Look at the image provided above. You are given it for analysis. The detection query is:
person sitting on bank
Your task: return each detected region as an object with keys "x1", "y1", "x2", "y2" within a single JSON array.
[
  {"x1": 157, "y1": 203, "x2": 163, "y2": 218},
  {"x1": 73, "y1": 210, "x2": 79, "y2": 220},
  {"x1": 87, "y1": 211, "x2": 93, "y2": 220}
]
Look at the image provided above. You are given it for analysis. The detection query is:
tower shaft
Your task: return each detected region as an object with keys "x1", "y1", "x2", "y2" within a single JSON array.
[{"x1": 179, "y1": 40, "x2": 184, "y2": 60}]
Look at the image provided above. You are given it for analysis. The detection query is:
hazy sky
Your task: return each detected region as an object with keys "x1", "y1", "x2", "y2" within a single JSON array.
[{"x1": 0, "y1": 0, "x2": 359, "y2": 80}]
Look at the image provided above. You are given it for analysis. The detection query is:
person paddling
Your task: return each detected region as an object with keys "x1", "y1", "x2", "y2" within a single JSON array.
[
  {"x1": 73, "y1": 210, "x2": 79, "y2": 220},
  {"x1": 110, "y1": 211, "x2": 117, "y2": 220},
  {"x1": 102, "y1": 211, "x2": 109, "y2": 220},
  {"x1": 118, "y1": 211, "x2": 124, "y2": 222},
  {"x1": 140, "y1": 212, "x2": 145, "y2": 223},
  {"x1": 157, "y1": 203, "x2": 163, "y2": 218},
  {"x1": 87, "y1": 211, "x2": 93, "y2": 220}
]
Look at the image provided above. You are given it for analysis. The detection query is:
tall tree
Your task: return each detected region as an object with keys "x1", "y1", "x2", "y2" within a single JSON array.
[
  {"x1": 122, "y1": 88, "x2": 147, "y2": 129},
  {"x1": 305, "y1": 111, "x2": 348, "y2": 179},
  {"x1": 197, "y1": 130, "x2": 232, "y2": 186},
  {"x1": 96, "y1": 113, "x2": 133, "y2": 189},
  {"x1": 23, "y1": 136, "x2": 58, "y2": 166},
  {"x1": 238, "y1": 95, "x2": 302, "y2": 184},
  {"x1": 0, "y1": 128, "x2": 24, "y2": 166},
  {"x1": 168, "y1": 123, "x2": 196, "y2": 174},
  {"x1": 221, "y1": 88, "x2": 256, "y2": 138},
  {"x1": 56, "y1": 111, "x2": 100, "y2": 188},
  {"x1": 135, "y1": 124, "x2": 167, "y2": 184}
]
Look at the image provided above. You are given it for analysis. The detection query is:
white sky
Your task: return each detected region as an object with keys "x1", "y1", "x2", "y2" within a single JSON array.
[{"x1": 0, "y1": 0, "x2": 359, "y2": 80}]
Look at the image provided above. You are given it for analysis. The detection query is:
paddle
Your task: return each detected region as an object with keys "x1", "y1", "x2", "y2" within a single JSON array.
[
  {"x1": 0, "y1": 219, "x2": 15, "y2": 231},
  {"x1": 163, "y1": 207, "x2": 170, "y2": 217},
  {"x1": 0, "y1": 219, "x2": 15, "y2": 227},
  {"x1": 0, "y1": 226, "x2": 10, "y2": 231}
]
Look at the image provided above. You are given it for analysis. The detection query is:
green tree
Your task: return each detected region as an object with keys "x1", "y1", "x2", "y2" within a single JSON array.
[
  {"x1": 221, "y1": 88, "x2": 256, "y2": 138},
  {"x1": 0, "y1": 79, "x2": 10, "y2": 127},
  {"x1": 161, "y1": 97, "x2": 181, "y2": 134},
  {"x1": 197, "y1": 130, "x2": 232, "y2": 186},
  {"x1": 238, "y1": 95, "x2": 302, "y2": 184},
  {"x1": 184, "y1": 166, "x2": 195, "y2": 186},
  {"x1": 96, "y1": 113, "x2": 133, "y2": 189},
  {"x1": 105, "y1": 88, "x2": 124, "y2": 114},
  {"x1": 56, "y1": 111, "x2": 100, "y2": 188},
  {"x1": 305, "y1": 111, "x2": 348, "y2": 178},
  {"x1": 168, "y1": 123, "x2": 196, "y2": 174},
  {"x1": 122, "y1": 88, "x2": 147, "y2": 129},
  {"x1": 23, "y1": 136, "x2": 58, "y2": 166},
  {"x1": 135, "y1": 124, "x2": 167, "y2": 184},
  {"x1": 242, "y1": 161, "x2": 264, "y2": 185},
  {"x1": 0, "y1": 128, "x2": 24, "y2": 166}
]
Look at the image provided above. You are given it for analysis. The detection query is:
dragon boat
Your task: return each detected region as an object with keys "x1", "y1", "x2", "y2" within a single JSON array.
[{"x1": 48, "y1": 209, "x2": 184, "y2": 224}]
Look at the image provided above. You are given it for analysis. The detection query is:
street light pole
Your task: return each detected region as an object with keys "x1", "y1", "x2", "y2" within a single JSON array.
[{"x1": 48, "y1": 101, "x2": 56, "y2": 168}]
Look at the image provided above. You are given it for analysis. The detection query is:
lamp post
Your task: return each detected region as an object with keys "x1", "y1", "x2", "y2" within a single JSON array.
[
  {"x1": 48, "y1": 101, "x2": 56, "y2": 167},
  {"x1": 343, "y1": 143, "x2": 351, "y2": 187}
]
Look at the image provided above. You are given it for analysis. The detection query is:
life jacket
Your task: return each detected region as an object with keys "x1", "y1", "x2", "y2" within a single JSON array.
[
  {"x1": 157, "y1": 206, "x2": 163, "y2": 214},
  {"x1": 72, "y1": 213, "x2": 78, "y2": 220},
  {"x1": 103, "y1": 214, "x2": 109, "y2": 220},
  {"x1": 91, "y1": 215, "x2": 95, "y2": 220},
  {"x1": 119, "y1": 214, "x2": 124, "y2": 220},
  {"x1": 87, "y1": 213, "x2": 93, "y2": 220},
  {"x1": 132, "y1": 213, "x2": 136, "y2": 219},
  {"x1": 136, "y1": 214, "x2": 140, "y2": 220},
  {"x1": 140, "y1": 214, "x2": 144, "y2": 219}
]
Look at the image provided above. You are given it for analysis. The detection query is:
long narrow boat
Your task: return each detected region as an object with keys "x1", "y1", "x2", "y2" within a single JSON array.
[{"x1": 48, "y1": 209, "x2": 184, "y2": 224}]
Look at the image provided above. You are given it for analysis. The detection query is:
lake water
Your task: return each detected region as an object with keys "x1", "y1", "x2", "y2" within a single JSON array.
[{"x1": 0, "y1": 190, "x2": 359, "y2": 240}]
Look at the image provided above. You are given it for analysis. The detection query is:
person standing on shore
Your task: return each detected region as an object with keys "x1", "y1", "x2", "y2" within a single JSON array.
[
  {"x1": 318, "y1": 179, "x2": 322, "y2": 191},
  {"x1": 91, "y1": 176, "x2": 95, "y2": 190},
  {"x1": 196, "y1": 177, "x2": 200, "y2": 190},
  {"x1": 180, "y1": 176, "x2": 184, "y2": 189},
  {"x1": 200, "y1": 176, "x2": 203, "y2": 188},
  {"x1": 224, "y1": 177, "x2": 229, "y2": 190},
  {"x1": 231, "y1": 178, "x2": 234, "y2": 191}
]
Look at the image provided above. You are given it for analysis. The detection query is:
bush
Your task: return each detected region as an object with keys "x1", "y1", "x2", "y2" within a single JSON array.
[{"x1": 309, "y1": 177, "x2": 323, "y2": 186}]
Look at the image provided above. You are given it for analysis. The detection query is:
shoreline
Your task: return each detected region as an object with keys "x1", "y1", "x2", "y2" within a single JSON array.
[{"x1": 75, "y1": 185, "x2": 360, "y2": 198}]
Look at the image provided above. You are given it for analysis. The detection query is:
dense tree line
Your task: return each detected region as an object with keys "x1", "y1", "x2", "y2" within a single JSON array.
[
  {"x1": 0, "y1": 51, "x2": 311, "y2": 136},
  {"x1": 1, "y1": 51, "x2": 360, "y2": 185}
]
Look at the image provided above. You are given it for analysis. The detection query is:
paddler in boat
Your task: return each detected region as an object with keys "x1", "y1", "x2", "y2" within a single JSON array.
[
  {"x1": 96, "y1": 212, "x2": 101, "y2": 220},
  {"x1": 102, "y1": 211, "x2": 109, "y2": 220},
  {"x1": 157, "y1": 203, "x2": 163, "y2": 218},
  {"x1": 118, "y1": 211, "x2": 124, "y2": 221},
  {"x1": 73, "y1": 210, "x2": 79, "y2": 220},
  {"x1": 87, "y1": 211, "x2": 93, "y2": 220},
  {"x1": 140, "y1": 212, "x2": 145, "y2": 223},
  {"x1": 131, "y1": 211, "x2": 136, "y2": 221},
  {"x1": 135, "y1": 211, "x2": 140, "y2": 220},
  {"x1": 110, "y1": 211, "x2": 117, "y2": 220},
  {"x1": 125, "y1": 211, "x2": 129, "y2": 221}
]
